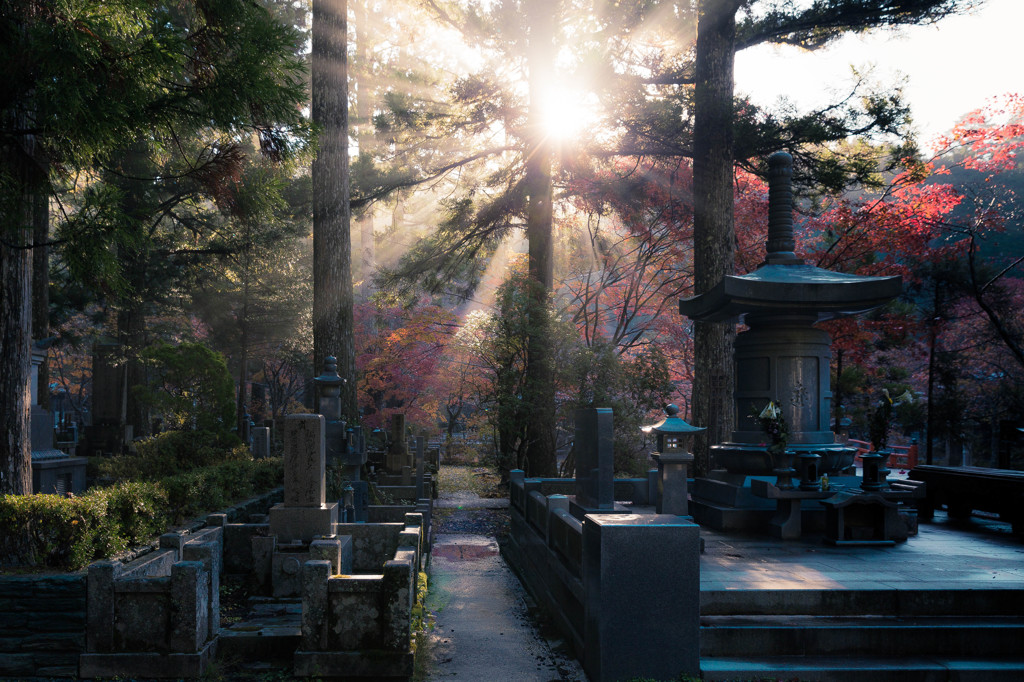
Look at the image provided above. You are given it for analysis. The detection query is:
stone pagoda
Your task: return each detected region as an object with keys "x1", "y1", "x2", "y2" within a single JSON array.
[{"x1": 680, "y1": 151, "x2": 903, "y2": 530}]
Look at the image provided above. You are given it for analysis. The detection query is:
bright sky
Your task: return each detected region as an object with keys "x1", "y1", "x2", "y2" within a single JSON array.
[{"x1": 734, "y1": 0, "x2": 1024, "y2": 152}]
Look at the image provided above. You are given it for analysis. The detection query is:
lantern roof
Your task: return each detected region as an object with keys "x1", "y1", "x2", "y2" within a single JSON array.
[
  {"x1": 678, "y1": 152, "x2": 901, "y2": 325},
  {"x1": 642, "y1": 404, "x2": 705, "y2": 436}
]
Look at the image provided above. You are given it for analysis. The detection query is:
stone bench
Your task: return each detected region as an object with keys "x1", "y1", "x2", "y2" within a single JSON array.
[
  {"x1": 910, "y1": 464, "x2": 1024, "y2": 537},
  {"x1": 79, "y1": 527, "x2": 222, "y2": 679}
]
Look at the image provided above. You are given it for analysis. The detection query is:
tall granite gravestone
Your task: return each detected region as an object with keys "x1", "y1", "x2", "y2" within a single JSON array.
[
  {"x1": 84, "y1": 341, "x2": 130, "y2": 455},
  {"x1": 269, "y1": 414, "x2": 339, "y2": 543},
  {"x1": 251, "y1": 426, "x2": 270, "y2": 459},
  {"x1": 385, "y1": 413, "x2": 410, "y2": 473},
  {"x1": 573, "y1": 408, "x2": 615, "y2": 515}
]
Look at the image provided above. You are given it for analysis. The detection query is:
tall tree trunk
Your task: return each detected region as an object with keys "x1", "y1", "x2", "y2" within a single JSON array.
[
  {"x1": 0, "y1": 103, "x2": 37, "y2": 494},
  {"x1": 112, "y1": 143, "x2": 153, "y2": 441},
  {"x1": 0, "y1": 233, "x2": 31, "y2": 495},
  {"x1": 690, "y1": 0, "x2": 740, "y2": 476},
  {"x1": 354, "y1": 0, "x2": 375, "y2": 304},
  {"x1": 522, "y1": 0, "x2": 557, "y2": 477},
  {"x1": 237, "y1": 234, "x2": 251, "y2": 437},
  {"x1": 312, "y1": 0, "x2": 358, "y2": 419}
]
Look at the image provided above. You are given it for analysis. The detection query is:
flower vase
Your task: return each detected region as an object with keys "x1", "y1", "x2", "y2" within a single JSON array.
[
  {"x1": 860, "y1": 451, "x2": 891, "y2": 491},
  {"x1": 772, "y1": 449, "x2": 797, "y2": 490}
]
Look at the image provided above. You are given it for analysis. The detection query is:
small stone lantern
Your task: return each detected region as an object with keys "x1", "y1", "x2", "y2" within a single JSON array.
[
  {"x1": 313, "y1": 356, "x2": 347, "y2": 457},
  {"x1": 643, "y1": 405, "x2": 705, "y2": 515}
]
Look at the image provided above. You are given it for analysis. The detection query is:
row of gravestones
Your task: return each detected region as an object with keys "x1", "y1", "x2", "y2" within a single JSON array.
[{"x1": 77, "y1": 411, "x2": 428, "y2": 679}]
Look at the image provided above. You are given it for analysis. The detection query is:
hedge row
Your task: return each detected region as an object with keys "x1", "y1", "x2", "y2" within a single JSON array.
[
  {"x1": 89, "y1": 429, "x2": 250, "y2": 482},
  {"x1": 0, "y1": 458, "x2": 282, "y2": 570}
]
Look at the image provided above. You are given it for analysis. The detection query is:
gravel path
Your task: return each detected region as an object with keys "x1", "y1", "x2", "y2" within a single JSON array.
[{"x1": 421, "y1": 488, "x2": 586, "y2": 681}]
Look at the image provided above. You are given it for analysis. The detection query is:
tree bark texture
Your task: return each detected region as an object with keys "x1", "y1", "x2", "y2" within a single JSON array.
[
  {"x1": 1, "y1": 234, "x2": 32, "y2": 495},
  {"x1": 690, "y1": 0, "x2": 740, "y2": 476},
  {"x1": 312, "y1": 0, "x2": 358, "y2": 419},
  {"x1": 0, "y1": 113, "x2": 36, "y2": 494},
  {"x1": 355, "y1": 0, "x2": 375, "y2": 305},
  {"x1": 112, "y1": 144, "x2": 154, "y2": 440},
  {"x1": 522, "y1": 0, "x2": 558, "y2": 477}
]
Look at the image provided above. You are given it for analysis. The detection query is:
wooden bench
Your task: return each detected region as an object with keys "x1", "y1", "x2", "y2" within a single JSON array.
[{"x1": 909, "y1": 465, "x2": 1024, "y2": 538}]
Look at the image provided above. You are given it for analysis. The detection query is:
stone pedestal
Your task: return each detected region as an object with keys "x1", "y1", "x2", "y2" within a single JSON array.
[{"x1": 654, "y1": 452, "x2": 692, "y2": 515}]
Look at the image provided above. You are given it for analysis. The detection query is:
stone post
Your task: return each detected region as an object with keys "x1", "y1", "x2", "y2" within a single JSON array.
[
  {"x1": 582, "y1": 514, "x2": 700, "y2": 682},
  {"x1": 169, "y1": 561, "x2": 209, "y2": 653},
  {"x1": 414, "y1": 436, "x2": 426, "y2": 500},
  {"x1": 574, "y1": 408, "x2": 614, "y2": 512},
  {"x1": 251, "y1": 426, "x2": 270, "y2": 459},
  {"x1": 301, "y1": 560, "x2": 331, "y2": 651}
]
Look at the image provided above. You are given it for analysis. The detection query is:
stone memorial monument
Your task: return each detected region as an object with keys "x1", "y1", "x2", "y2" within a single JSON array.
[
  {"x1": 269, "y1": 414, "x2": 339, "y2": 542},
  {"x1": 680, "y1": 152, "x2": 903, "y2": 530}
]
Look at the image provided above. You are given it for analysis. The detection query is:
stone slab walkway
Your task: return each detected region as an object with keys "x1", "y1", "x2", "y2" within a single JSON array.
[{"x1": 424, "y1": 532, "x2": 586, "y2": 681}]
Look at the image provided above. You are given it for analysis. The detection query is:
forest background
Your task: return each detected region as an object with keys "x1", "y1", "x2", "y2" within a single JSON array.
[{"x1": 3, "y1": 0, "x2": 1023, "y2": 495}]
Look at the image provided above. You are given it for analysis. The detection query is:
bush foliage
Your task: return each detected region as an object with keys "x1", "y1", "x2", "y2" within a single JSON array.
[
  {"x1": 1, "y1": 458, "x2": 282, "y2": 571},
  {"x1": 90, "y1": 429, "x2": 249, "y2": 482}
]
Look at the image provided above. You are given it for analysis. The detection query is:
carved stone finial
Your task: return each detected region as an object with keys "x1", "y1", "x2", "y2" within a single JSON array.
[{"x1": 764, "y1": 152, "x2": 802, "y2": 265}]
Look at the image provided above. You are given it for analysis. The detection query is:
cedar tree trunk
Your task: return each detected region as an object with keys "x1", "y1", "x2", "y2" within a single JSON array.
[
  {"x1": 522, "y1": 0, "x2": 558, "y2": 477},
  {"x1": 312, "y1": 0, "x2": 358, "y2": 419},
  {"x1": 690, "y1": 0, "x2": 740, "y2": 476}
]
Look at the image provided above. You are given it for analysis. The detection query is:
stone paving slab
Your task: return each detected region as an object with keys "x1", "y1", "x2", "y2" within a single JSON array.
[
  {"x1": 700, "y1": 511, "x2": 1024, "y2": 591},
  {"x1": 424, "y1": 533, "x2": 585, "y2": 681}
]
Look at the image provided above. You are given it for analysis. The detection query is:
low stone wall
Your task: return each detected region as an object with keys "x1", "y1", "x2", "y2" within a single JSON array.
[
  {"x1": 294, "y1": 513, "x2": 424, "y2": 679},
  {"x1": 0, "y1": 573, "x2": 86, "y2": 679},
  {"x1": 507, "y1": 470, "x2": 700, "y2": 682},
  {"x1": 79, "y1": 526, "x2": 223, "y2": 679},
  {"x1": 0, "y1": 488, "x2": 282, "y2": 680},
  {"x1": 511, "y1": 474, "x2": 658, "y2": 507}
]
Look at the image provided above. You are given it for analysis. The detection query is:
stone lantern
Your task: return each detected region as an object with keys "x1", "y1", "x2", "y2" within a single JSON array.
[
  {"x1": 314, "y1": 356, "x2": 368, "y2": 521},
  {"x1": 313, "y1": 356, "x2": 347, "y2": 467},
  {"x1": 643, "y1": 405, "x2": 704, "y2": 515}
]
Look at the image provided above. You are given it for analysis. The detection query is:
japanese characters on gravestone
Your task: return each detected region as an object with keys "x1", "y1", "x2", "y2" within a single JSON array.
[{"x1": 269, "y1": 414, "x2": 338, "y2": 543}]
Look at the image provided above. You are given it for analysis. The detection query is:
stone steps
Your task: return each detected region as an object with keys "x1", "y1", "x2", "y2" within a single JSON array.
[
  {"x1": 700, "y1": 615, "x2": 1024, "y2": 657},
  {"x1": 218, "y1": 597, "x2": 301, "y2": 663},
  {"x1": 700, "y1": 588, "x2": 1024, "y2": 680},
  {"x1": 701, "y1": 588, "x2": 1024, "y2": 617},
  {"x1": 701, "y1": 656, "x2": 1024, "y2": 682}
]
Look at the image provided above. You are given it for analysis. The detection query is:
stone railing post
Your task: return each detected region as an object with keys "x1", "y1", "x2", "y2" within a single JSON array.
[
  {"x1": 169, "y1": 561, "x2": 209, "y2": 654},
  {"x1": 582, "y1": 514, "x2": 700, "y2": 682},
  {"x1": 301, "y1": 560, "x2": 331, "y2": 651}
]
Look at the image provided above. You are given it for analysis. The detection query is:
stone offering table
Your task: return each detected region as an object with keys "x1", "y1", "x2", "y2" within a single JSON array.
[
  {"x1": 751, "y1": 478, "x2": 926, "y2": 542},
  {"x1": 750, "y1": 479, "x2": 836, "y2": 540}
]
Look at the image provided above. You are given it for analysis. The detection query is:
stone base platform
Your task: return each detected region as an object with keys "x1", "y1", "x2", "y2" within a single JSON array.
[{"x1": 79, "y1": 639, "x2": 217, "y2": 679}]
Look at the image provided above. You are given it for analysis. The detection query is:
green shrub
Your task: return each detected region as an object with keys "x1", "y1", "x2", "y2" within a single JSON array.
[
  {"x1": 0, "y1": 459, "x2": 281, "y2": 571},
  {"x1": 161, "y1": 458, "x2": 284, "y2": 523},
  {"x1": 92, "y1": 429, "x2": 248, "y2": 482},
  {"x1": 0, "y1": 483, "x2": 166, "y2": 569},
  {"x1": 105, "y1": 481, "x2": 170, "y2": 545}
]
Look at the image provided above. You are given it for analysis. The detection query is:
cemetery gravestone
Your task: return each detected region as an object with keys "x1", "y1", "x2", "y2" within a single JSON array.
[{"x1": 574, "y1": 408, "x2": 614, "y2": 512}]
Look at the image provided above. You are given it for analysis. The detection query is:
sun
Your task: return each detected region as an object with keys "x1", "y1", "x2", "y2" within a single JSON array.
[{"x1": 542, "y1": 88, "x2": 602, "y2": 143}]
